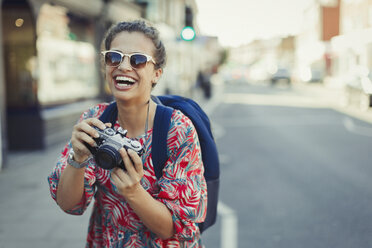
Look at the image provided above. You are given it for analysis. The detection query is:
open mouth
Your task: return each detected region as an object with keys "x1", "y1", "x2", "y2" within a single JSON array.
[{"x1": 114, "y1": 76, "x2": 136, "y2": 87}]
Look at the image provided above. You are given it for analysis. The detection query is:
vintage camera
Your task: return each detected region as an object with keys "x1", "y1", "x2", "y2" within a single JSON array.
[{"x1": 86, "y1": 127, "x2": 144, "y2": 170}]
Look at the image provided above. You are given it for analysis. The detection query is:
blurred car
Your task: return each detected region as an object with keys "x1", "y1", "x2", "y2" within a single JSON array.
[
  {"x1": 300, "y1": 67, "x2": 324, "y2": 83},
  {"x1": 309, "y1": 68, "x2": 324, "y2": 83},
  {"x1": 342, "y1": 70, "x2": 372, "y2": 111},
  {"x1": 270, "y1": 68, "x2": 291, "y2": 85}
]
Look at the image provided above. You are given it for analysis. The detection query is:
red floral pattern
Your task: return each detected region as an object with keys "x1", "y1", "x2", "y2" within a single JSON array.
[{"x1": 48, "y1": 103, "x2": 207, "y2": 247}]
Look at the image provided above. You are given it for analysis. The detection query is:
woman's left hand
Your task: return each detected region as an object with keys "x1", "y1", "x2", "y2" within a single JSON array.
[{"x1": 111, "y1": 148, "x2": 144, "y2": 198}]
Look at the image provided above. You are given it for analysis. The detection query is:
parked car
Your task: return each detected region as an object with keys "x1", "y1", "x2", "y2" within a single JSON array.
[
  {"x1": 300, "y1": 67, "x2": 324, "y2": 83},
  {"x1": 270, "y1": 68, "x2": 291, "y2": 85},
  {"x1": 308, "y1": 68, "x2": 324, "y2": 83},
  {"x1": 342, "y1": 70, "x2": 372, "y2": 111}
]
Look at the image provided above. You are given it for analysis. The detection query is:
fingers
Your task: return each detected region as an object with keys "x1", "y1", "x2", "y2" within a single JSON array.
[
  {"x1": 110, "y1": 149, "x2": 144, "y2": 197},
  {"x1": 120, "y1": 149, "x2": 144, "y2": 177},
  {"x1": 76, "y1": 118, "x2": 106, "y2": 135},
  {"x1": 128, "y1": 149, "x2": 144, "y2": 175},
  {"x1": 111, "y1": 164, "x2": 143, "y2": 198},
  {"x1": 111, "y1": 167, "x2": 130, "y2": 185},
  {"x1": 71, "y1": 118, "x2": 108, "y2": 157}
]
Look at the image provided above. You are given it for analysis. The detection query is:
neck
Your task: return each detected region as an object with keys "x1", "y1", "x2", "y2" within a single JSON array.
[{"x1": 116, "y1": 99, "x2": 155, "y2": 138}]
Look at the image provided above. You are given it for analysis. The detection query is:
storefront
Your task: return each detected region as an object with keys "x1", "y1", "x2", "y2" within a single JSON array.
[
  {"x1": 1, "y1": 0, "x2": 41, "y2": 152},
  {"x1": 0, "y1": 0, "x2": 119, "y2": 155}
]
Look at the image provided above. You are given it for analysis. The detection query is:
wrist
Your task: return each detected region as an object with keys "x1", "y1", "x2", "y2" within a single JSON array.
[
  {"x1": 68, "y1": 150, "x2": 90, "y2": 169},
  {"x1": 123, "y1": 183, "x2": 145, "y2": 202},
  {"x1": 73, "y1": 153, "x2": 88, "y2": 164}
]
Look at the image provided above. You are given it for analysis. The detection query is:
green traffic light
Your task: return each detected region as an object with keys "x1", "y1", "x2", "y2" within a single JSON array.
[{"x1": 181, "y1": 26, "x2": 195, "y2": 41}]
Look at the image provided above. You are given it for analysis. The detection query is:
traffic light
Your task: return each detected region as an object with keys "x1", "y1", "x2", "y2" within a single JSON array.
[
  {"x1": 180, "y1": 6, "x2": 195, "y2": 41},
  {"x1": 181, "y1": 26, "x2": 195, "y2": 41}
]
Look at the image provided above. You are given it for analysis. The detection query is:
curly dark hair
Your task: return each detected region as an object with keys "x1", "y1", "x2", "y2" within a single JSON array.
[{"x1": 103, "y1": 20, "x2": 167, "y2": 70}]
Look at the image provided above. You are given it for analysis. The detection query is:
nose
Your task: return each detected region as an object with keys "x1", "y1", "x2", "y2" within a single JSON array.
[{"x1": 118, "y1": 55, "x2": 132, "y2": 71}]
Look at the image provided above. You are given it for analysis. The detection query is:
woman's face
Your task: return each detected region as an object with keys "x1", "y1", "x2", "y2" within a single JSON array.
[{"x1": 105, "y1": 31, "x2": 162, "y2": 104}]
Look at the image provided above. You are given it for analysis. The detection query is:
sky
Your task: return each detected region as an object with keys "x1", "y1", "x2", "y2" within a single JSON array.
[{"x1": 196, "y1": 0, "x2": 310, "y2": 47}]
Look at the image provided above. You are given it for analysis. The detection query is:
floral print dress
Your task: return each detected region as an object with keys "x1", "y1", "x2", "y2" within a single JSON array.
[{"x1": 48, "y1": 103, "x2": 208, "y2": 248}]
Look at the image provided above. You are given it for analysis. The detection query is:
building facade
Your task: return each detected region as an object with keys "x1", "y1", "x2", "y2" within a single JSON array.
[{"x1": 331, "y1": 0, "x2": 372, "y2": 80}]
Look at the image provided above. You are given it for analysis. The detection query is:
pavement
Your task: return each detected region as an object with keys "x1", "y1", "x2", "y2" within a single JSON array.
[
  {"x1": 292, "y1": 81, "x2": 372, "y2": 124},
  {"x1": 0, "y1": 78, "x2": 371, "y2": 248},
  {"x1": 0, "y1": 141, "x2": 90, "y2": 248}
]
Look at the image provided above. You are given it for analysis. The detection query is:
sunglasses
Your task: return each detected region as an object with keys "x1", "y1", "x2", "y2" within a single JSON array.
[{"x1": 101, "y1": 51, "x2": 156, "y2": 69}]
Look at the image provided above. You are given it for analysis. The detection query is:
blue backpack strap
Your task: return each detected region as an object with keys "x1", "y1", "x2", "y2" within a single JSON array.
[
  {"x1": 152, "y1": 103, "x2": 173, "y2": 180},
  {"x1": 99, "y1": 101, "x2": 118, "y2": 126},
  {"x1": 157, "y1": 95, "x2": 220, "y2": 180},
  {"x1": 156, "y1": 95, "x2": 220, "y2": 233}
]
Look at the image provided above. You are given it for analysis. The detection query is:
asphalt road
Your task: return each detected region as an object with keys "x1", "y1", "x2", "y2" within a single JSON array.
[{"x1": 202, "y1": 82, "x2": 372, "y2": 248}]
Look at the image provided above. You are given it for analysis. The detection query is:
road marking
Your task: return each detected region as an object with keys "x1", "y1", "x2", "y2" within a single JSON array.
[
  {"x1": 223, "y1": 93, "x2": 332, "y2": 108},
  {"x1": 343, "y1": 117, "x2": 372, "y2": 137},
  {"x1": 333, "y1": 106, "x2": 372, "y2": 125},
  {"x1": 204, "y1": 79, "x2": 238, "y2": 248},
  {"x1": 218, "y1": 201, "x2": 238, "y2": 248}
]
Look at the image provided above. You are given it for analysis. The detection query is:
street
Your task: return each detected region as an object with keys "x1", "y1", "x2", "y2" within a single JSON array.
[
  {"x1": 0, "y1": 0, "x2": 371, "y2": 247},
  {"x1": 202, "y1": 81, "x2": 372, "y2": 248}
]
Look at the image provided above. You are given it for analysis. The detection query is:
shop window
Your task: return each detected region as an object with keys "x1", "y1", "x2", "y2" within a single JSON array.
[
  {"x1": 36, "y1": 3, "x2": 99, "y2": 106},
  {"x1": 1, "y1": 0, "x2": 44, "y2": 150},
  {"x1": 1, "y1": 0, "x2": 37, "y2": 108}
]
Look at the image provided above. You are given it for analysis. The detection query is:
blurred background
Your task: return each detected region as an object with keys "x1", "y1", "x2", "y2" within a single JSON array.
[{"x1": 1, "y1": 0, "x2": 372, "y2": 247}]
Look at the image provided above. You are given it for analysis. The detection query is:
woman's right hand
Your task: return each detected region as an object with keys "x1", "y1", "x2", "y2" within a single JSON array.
[{"x1": 70, "y1": 118, "x2": 109, "y2": 163}]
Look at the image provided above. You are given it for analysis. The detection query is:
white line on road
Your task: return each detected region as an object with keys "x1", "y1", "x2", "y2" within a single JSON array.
[
  {"x1": 343, "y1": 117, "x2": 372, "y2": 137},
  {"x1": 204, "y1": 78, "x2": 238, "y2": 248},
  {"x1": 218, "y1": 201, "x2": 238, "y2": 248}
]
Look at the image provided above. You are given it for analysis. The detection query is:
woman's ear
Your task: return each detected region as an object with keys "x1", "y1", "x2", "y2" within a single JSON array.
[{"x1": 153, "y1": 68, "x2": 163, "y2": 83}]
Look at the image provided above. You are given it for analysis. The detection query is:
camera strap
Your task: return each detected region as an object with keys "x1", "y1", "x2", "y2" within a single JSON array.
[{"x1": 142, "y1": 100, "x2": 150, "y2": 164}]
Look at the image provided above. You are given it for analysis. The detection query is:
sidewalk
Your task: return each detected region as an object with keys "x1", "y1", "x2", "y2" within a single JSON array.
[
  {"x1": 293, "y1": 81, "x2": 372, "y2": 124},
  {"x1": 0, "y1": 141, "x2": 90, "y2": 248},
  {"x1": 0, "y1": 100, "x2": 102, "y2": 247}
]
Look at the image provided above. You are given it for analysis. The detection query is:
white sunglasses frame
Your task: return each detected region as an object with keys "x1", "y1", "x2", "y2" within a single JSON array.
[{"x1": 101, "y1": 50, "x2": 156, "y2": 69}]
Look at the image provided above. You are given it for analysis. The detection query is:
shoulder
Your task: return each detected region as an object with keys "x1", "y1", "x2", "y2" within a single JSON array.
[
  {"x1": 167, "y1": 109, "x2": 196, "y2": 142},
  {"x1": 79, "y1": 102, "x2": 111, "y2": 120},
  {"x1": 170, "y1": 109, "x2": 194, "y2": 130}
]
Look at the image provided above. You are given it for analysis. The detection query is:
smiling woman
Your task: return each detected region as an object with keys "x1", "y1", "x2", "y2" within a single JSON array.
[
  {"x1": 48, "y1": 20, "x2": 207, "y2": 247},
  {"x1": 103, "y1": 30, "x2": 162, "y2": 106}
]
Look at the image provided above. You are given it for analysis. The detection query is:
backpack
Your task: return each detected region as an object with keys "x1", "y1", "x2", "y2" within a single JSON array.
[{"x1": 98, "y1": 95, "x2": 220, "y2": 233}]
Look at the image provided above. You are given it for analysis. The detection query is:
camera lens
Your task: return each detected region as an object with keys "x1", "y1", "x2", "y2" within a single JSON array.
[{"x1": 95, "y1": 145, "x2": 122, "y2": 170}]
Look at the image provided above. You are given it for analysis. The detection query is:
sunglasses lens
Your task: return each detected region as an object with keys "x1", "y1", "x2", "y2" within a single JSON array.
[
  {"x1": 105, "y1": 52, "x2": 122, "y2": 66},
  {"x1": 130, "y1": 54, "x2": 148, "y2": 69}
]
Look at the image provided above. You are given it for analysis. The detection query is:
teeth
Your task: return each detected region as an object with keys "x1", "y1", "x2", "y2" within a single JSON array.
[{"x1": 116, "y1": 76, "x2": 135, "y2": 83}]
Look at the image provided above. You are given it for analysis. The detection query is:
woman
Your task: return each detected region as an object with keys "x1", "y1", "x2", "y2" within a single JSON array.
[{"x1": 48, "y1": 20, "x2": 207, "y2": 247}]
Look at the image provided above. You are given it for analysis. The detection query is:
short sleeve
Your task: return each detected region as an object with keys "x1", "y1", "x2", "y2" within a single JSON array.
[
  {"x1": 47, "y1": 103, "x2": 108, "y2": 215},
  {"x1": 156, "y1": 111, "x2": 208, "y2": 240}
]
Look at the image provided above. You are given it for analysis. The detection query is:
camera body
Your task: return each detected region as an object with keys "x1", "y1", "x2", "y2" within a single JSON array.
[{"x1": 87, "y1": 127, "x2": 144, "y2": 170}]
